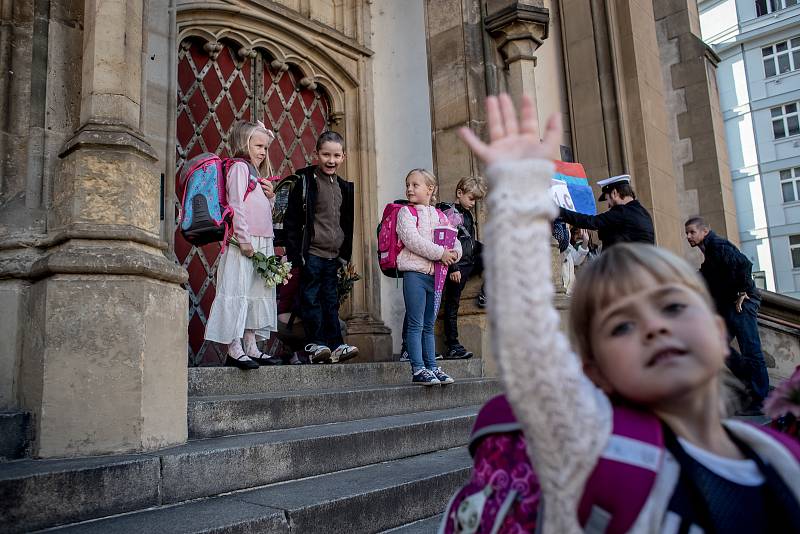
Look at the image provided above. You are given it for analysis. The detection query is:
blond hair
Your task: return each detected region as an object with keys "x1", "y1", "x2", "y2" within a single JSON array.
[
  {"x1": 405, "y1": 168, "x2": 438, "y2": 204},
  {"x1": 229, "y1": 120, "x2": 275, "y2": 177},
  {"x1": 569, "y1": 243, "x2": 714, "y2": 362},
  {"x1": 456, "y1": 176, "x2": 487, "y2": 200}
]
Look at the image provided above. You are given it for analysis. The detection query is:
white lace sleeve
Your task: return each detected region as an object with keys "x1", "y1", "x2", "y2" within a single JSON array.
[{"x1": 483, "y1": 159, "x2": 612, "y2": 533}]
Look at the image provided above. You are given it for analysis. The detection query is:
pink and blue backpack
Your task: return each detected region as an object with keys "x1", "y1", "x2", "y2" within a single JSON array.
[
  {"x1": 440, "y1": 394, "x2": 800, "y2": 534},
  {"x1": 177, "y1": 153, "x2": 257, "y2": 246}
]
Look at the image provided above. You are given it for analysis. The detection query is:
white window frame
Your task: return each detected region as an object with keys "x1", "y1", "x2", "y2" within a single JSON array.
[
  {"x1": 771, "y1": 102, "x2": 800, "y2": 139},
  {"x1": 780, "y1": 167, "x2": 800, "y2": 203},
  {"x1": 790, "y1": 235, "x2": 800, "y2": 269},
  {"x1": 762, "y1": 37, "x2": 800, "y2": 77},
  {"x1": 757, "y1": 0, "x2": 799, "y2": 16}
]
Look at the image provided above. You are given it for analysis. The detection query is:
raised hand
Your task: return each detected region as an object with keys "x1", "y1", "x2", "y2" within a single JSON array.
[{"x1": 458, "y1": 93, "x2": 562, "y2": 166}]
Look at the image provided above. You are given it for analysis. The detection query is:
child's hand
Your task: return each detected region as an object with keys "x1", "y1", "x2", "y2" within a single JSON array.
[
  {"x1": 457, "y1": 93, "x2": 561, "y2": 166},
  {"x1": 449, "y1": 271, "x2": 462, "y2": 283},
  {"x1": 239, "y1": 242, "x2": 255, "y2": 257},
  {"x1": 260, "y1": 179, "x2": 275, "y2": 199},
  {"x1": 441, "y1": 249, "x2": 458, "y2": 266},
  {"x1": 579, "y1": 229, "x2": 589, "y2": 245}
]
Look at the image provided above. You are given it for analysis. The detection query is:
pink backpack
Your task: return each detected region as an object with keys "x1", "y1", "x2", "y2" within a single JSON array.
[
  {"x1": 177, "y1": 154, "x2": 257, "y2": 247},
  {"x1": 440, "y1": 395, "x2": 800, "y2": 534},
  {"x1": 377, "y1": 202, "x2": 447, "y2": 278}
]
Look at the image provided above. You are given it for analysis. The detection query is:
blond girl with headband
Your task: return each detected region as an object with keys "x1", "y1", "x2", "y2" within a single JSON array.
[
  {"x1": 397, "y1": 168, "x2": 462, "y2": 385},
  {"x1": 205, "y1": 120, "x2": 280, "y2": 369}
]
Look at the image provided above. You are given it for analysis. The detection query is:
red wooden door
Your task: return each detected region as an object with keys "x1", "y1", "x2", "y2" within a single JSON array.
[{"x1": 175, "y1": 38, "x2": 330, "y2": 366}]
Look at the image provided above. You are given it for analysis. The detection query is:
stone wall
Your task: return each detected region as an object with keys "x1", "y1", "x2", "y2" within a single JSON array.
[{"x1": 653, "y1": 0, "x2": 738, "y2": 268}]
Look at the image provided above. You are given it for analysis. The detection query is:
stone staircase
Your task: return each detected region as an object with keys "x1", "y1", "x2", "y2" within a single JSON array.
[{"x1": 1, "y1": 360, "x2": 500, "y2": 533}]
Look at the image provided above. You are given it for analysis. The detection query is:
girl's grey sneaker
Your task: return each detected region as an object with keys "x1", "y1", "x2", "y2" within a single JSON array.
[
  {"x1": 433, "y1": 367, "x2": 455, "y2": 385},
  {"x1": 412, "y1": 368, "x2": 441, "y2": 386},
  {"x1": 305, "y1": 344, "x2": 332, "y2": 363}
]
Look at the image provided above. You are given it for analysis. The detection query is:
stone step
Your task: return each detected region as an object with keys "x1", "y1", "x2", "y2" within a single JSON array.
[
  {"x1": 46, "y1": 447, "x2": 471, "y2": 534},
  {"x1": 1, "y1": 407, "x2": 478, "y2": 533},
  {"x1": 0, "y1": 411, "x2": 31, "y2": 461},
  {"x1": 188, "y1": 360, "x2": 485, "y2": 397},
  {"x1": 381, "y1": 514, "x2": 443, "y2": 533},
  {"x1": 189, "y1": 378, "x2": 501, "y2": 438}
]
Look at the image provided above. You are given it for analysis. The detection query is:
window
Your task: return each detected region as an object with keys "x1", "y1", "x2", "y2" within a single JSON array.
[
  {"x1": 781, "y1": 167, "x2": 800, "y2": 202},
  {"x1": 791, "y1": 235, "x2": 800, "y2": 268},
  {"x1": 763, "y1": 37, "x2": 800, "y2": 77},
  {"x1": 757, "y1": 0, "x2": 799, "y2": 16},
  {"x1": 771, "y1": 102, "x2": 800, "y2": 138}
]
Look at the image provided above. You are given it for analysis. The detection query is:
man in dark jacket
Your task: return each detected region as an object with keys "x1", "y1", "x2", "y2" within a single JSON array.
[
  {"x1": 558, "y1": 175, "x2": 655, "y2": 249},
  {"x1": 685, "y1": 217, "x2": 768, "y2": 415},
  {"x1": 284, "y1": 131, "x2": 356, "y2": 364}
]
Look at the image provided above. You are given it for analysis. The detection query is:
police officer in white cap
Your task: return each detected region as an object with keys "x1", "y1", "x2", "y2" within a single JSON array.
[{"x1": 558, "y1": 174, "x2": 654, "y2": 249}]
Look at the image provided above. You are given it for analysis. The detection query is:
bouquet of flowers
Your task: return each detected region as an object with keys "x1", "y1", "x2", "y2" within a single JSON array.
[
  {"x1": 765, "y1": 365, "x2": 800, "y2": 439},
  {"x1": 229, "y1": 237, "x2": 292, "y2": 288},
  {"x1": 337, "y1": 262, "x2": 361, "y2": 306}
]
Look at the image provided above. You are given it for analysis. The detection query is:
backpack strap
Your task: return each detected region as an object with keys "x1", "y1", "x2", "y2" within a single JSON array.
[
  {"x1": 578, "y1": 405, "x2": 664, "y2": 534},
  {"x1": 468, "y1": 395, "x2": 522, "y2": 457}
]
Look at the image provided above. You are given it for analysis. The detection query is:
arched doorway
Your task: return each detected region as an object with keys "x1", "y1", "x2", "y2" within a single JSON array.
[{"x1": 175, "y1": 37, "x2": 331, "y2": 366}]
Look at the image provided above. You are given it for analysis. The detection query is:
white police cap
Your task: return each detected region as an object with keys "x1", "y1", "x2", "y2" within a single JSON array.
[{"x1": 597, "y1": 174, "x2": 631, "y2": 201}]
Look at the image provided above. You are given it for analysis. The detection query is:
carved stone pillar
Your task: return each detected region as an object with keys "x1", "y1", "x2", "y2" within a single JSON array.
[
  {"x1": 485, "y1": 1, "x2": 549, "y2": 105},
  {"x1": 16, "y1": 0, "x2": 188, "y2": 457}
]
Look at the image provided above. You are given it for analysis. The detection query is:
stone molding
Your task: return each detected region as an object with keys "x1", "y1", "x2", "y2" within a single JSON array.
[
  {"x1": 59, "y1": 123, "x2": 159, "y2": 161},
  {"x1": 484, "y1": 3, "x2": 550, "y2": 39}
]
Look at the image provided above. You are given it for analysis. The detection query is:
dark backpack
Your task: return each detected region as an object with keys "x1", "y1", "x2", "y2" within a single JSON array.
[
  {"x1": 271, "y1": 173, "x2": 307, "y2": 248},
  {"x1": 177, "y1": 154, "x2": 257, "y2": 246}
]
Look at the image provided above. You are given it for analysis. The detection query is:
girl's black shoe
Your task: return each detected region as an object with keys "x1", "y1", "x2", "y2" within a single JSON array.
[
  {"x1": 225, "y1": 354, "x2": 259, "y2": 370},
  {"x1": 250, "y1": 353, "x2": 283, "y2": 366}
]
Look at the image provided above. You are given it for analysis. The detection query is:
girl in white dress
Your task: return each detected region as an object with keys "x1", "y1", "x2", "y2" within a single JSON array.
[{"x1": 205, "y1": 121, "x2": 278, "y2": 369}]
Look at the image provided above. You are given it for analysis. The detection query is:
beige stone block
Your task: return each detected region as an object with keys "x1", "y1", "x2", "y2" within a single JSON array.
[
  {"x1": 653, "y1": 0, "x2": 690, "y2": 20},
  {"x1": 434, "y1": 127, "x2": 474, "y2": 191},
  {"x1": 0, "y1": 280, "x2": 27, "y2": 410},
  {"x1": 574, "y1": 123, "x2": 610, "y2": 170},
  {"x1": 426, "y1": 0, "x2": 464, "y2": 35},
  {"x1": 561, "y1": 0, "x2": 595, "y2": 43},
  {"x1": 19, "y1": 275, "x2": 187, "y2": 457},
  {"x1": 566, "y1": 37, "x2": 601, "y2": 86},
  {"x1": 52, "y1": 147, "x2": 160, "y2": 234}
]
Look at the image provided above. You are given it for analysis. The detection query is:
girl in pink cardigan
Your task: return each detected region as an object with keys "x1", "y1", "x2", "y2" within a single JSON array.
[
  {"x1": 397, "y1": 169, "x2": 462, "y2": 386},
  {"x1": 205, "y1": 121, "x2": 278, "y2": 370}
]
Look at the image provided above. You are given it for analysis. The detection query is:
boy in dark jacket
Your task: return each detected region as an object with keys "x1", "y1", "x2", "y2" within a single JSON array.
[
  {"x1": 685, "y1": 216, "x2": 768, "y2": 415},
  {"x1": 438, "y1": 176, "x2": 487, "y2": 359},
  {"x1": 284, "y1": 131, "x2": 358, "y2": 364}
]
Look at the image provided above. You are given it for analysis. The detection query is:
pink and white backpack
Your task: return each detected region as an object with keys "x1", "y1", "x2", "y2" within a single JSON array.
[
  {"x1": 440, "y1": 395, "x2": 800, "y2": 534},
  {"x1": 377, "y1": 201, "x2": 447, "y2": 278}
]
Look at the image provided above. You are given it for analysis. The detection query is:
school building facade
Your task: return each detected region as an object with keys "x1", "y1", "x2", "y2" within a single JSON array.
[{"x1": 0, "y1": 0, "x2": 773, "y2": 460}]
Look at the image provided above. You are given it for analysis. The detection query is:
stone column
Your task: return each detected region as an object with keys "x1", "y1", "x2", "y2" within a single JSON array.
[
  {"x1": 16, "y1": 0, "x2": 188, "y2": 458},
  {"x1": 485, "y1": 1, "x2": 549, "y2": 108}
]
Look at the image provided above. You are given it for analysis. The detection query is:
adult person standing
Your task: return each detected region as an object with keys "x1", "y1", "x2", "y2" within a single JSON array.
[
  {"x1": 685, "y1": 216, "x2": 768, "y2": 416},
  {"x1": 558, "y1": 175, "x2": 654, "y2": 249}
]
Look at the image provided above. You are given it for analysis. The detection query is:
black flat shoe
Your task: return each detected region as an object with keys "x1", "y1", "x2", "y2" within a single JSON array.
[
  {"x1": 225, "y1": 355, "x2": 259, "y2": 370},
  {"x1": 250, "y1": 353, "x2": 283, "y2": 366}
]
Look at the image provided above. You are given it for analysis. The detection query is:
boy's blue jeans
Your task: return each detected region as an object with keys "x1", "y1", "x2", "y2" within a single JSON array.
[
  {"x1": 301, "y1": 254, "x2": 343, "y2": 349},
  {"x1": 403, "y1": 271, "x2": 438, "y2": 373},
  {"x1": 724, "y1": 295, "x2": 769, "y2": 402}
]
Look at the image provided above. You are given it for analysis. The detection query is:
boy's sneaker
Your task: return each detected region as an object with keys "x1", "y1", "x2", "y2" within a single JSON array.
[
  {"x1": 476, "y1": 292, "x2": 487, "y2": 308},
  {"x1": 399, "y1": 348, "x2": 410, "y2": 362},
  {"x1": 444, "y1": 345, "x2": 473, "y2": 360},
  {"x1": 432, "y1": 367, "x2": 455, "y2": 385},
  {"x1": 305, "y1": 344, "x2": 332, "y2": 363},
  {"x1": 331, "y1": 344, "x2": 359, "y2": 363},
  {"x1": 412, "y1": 368, "x2": 441, "y2": 386}
]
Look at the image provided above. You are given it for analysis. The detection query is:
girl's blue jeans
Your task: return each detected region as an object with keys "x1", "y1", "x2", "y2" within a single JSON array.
[{"x1": 402, "y1": 271, "x2": 438, "y2": 373}]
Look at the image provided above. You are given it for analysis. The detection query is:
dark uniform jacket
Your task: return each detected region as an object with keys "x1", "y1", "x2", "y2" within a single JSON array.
[
  {"x1": 558, "y1": 200, "x2": 655, "y2": 249},
  {"x1": 436, "y1": 201, "x2": 480, "y2": 274},
  {"x1": 698, "y1": 230, "x2": 758, "y2": 313},
  {"x1": 284, "y1": 165, "x2": 354, "y2": 266}
]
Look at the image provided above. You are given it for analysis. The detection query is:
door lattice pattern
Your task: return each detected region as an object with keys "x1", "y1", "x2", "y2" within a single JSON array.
[{"x1": 175, "y1": 38, "x2": 330, "y2": 366}]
